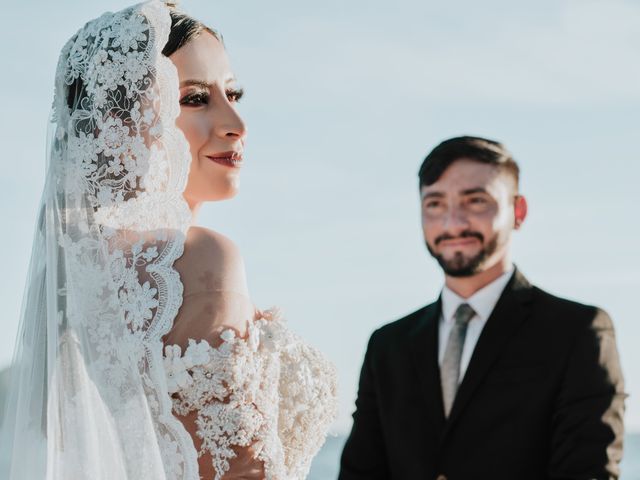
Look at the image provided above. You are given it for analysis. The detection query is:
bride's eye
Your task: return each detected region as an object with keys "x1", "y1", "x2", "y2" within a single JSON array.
[
  {"x1": 180, "y1": 91, "x2": 209, "y2": 106},
  {"x1": 226, "y1": 88, "x2": 244, "y2": 103}
]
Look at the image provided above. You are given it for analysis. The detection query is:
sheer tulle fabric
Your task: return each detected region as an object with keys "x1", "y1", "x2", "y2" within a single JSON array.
[
  {"x1": 1, "y1": 2, "x2": 197, "y2": 478},
  {"x1": 0, "y1": 2, "x2": 337, "y2": 479}
]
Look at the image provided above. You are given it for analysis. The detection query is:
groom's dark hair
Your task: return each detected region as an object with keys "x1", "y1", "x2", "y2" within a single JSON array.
[{"x1": 419, "y1": 136, "x2": 520, "y2": 190}]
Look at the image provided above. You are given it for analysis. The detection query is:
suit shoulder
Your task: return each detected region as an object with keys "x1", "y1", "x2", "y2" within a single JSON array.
[
  {"x1": 371, "y1": 302, "x2": 437, "y2": 343},
  {"x1": 531, "y1": 285, "x2": 614, "y2": 331}
]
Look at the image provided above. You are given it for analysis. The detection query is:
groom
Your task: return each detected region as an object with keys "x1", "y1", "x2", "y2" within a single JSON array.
[{"x1": 339, "y1": 136, "x2": 626, "y2": 479}]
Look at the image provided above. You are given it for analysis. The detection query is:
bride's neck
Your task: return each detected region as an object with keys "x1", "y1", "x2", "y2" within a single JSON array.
[{"x1": 185, "y1": 198, "x2": 202, "y2": 221}]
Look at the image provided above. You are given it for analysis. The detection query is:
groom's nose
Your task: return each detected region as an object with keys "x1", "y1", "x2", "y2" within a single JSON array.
[{"x1": 441, "y1": 205, "x2": 470, "y2": 231}]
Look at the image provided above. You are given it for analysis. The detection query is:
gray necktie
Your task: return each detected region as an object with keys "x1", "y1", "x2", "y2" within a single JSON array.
[{"x1": 441, "y1": 303, "x2": 476, "y2": 417}]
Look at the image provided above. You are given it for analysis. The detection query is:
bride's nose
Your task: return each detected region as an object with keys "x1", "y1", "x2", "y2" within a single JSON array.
[{"x1": 211, "y1": 99, "x2": 247, "y2": 140}]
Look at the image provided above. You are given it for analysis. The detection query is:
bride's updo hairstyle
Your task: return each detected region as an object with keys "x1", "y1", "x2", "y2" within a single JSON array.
[
  {"x1": 66, "y1": 9, "x2": 220, "y2": 109},
  {"x1": 162, "y1": 10, "x2": 221, "y2": 57}
]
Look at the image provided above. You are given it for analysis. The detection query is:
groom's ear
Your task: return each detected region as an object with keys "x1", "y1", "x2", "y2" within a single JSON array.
[{"x1": 514, "y1": 195, "x2": 528, "y2": 230}]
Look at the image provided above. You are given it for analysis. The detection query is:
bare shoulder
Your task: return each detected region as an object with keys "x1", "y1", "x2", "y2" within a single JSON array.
[
  {"x1": 184, "y1": 226, "x2": 243, "y2": 263},
  {"x1": 176, "y1": 226, "x2": 249, "y2": 296}
]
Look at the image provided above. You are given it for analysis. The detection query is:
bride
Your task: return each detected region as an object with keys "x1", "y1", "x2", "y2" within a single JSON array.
[{"x1": 0, "y1": 1, "x2": 337, "y2": 479}]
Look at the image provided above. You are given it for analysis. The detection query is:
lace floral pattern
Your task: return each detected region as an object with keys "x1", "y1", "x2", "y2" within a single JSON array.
[
  {"x1": 164, "y1": 309, "x2": 338, "y2": 480},
  {"x1": 51, "y1": 2, "x2": 197, "y2": 478},
  {"x1": 47, "y1": 2, "x2": 336, "y2": 479}
]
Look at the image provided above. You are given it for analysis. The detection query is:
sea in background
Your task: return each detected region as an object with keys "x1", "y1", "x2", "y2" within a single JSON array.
[{"x1": 308, "y1": 433, "x2": 640, "y2": 480}]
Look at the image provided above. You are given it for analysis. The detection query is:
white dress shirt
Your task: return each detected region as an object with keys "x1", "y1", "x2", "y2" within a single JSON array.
[{"x1": 438, "y1": 268, "x2": 514, "y2": 383}]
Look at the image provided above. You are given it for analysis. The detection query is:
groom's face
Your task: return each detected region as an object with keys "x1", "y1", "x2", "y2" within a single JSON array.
[{"x1": 420, "y1": 158, "x2": 520, "y2": 277}]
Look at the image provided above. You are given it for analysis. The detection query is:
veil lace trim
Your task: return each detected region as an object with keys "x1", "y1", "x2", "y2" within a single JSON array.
[
  {"x1": 2, "y1": 2, "x2": 338, "y2": 479},
  {"x1": 51, "y1": 2, "x2": 197, "y2": 478}
]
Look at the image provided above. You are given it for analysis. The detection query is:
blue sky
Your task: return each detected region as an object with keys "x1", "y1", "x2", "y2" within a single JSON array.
[{"x1": 0, "y1": 0, "x2": 638, "y2": 433}]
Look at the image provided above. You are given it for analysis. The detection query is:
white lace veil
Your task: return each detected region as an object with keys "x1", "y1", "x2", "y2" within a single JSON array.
[{"x1": 0, "y1": 2, "x2": 201, "y2": 478}]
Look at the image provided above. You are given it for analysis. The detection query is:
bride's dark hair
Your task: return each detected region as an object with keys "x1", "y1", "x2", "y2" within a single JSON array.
[
  {"x1": 66, "y1": 10, "x2": 220, "y2": 109},
  {"x1": 59, "y1": 8, "x2": 224, "y2": 207},
  {"x1": 162, "y1": 10, "x2": 222, "y2": 57}
]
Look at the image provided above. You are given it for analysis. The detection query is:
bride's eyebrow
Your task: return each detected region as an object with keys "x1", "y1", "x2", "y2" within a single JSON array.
[
  {"x1": 179, "y1": 80, "x2": 212, "y2": 89},
  {"x1": 179, "y1": 77, "x2": 239, "y2": 89}
]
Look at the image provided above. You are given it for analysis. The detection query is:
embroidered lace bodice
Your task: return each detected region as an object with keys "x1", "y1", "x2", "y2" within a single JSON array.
[
  {"x1": 163, "y1": 309, "x2": 338, "y2": 480},
  {"x1": 3, "y1": 2, "x2": 337, "y2": 479}
]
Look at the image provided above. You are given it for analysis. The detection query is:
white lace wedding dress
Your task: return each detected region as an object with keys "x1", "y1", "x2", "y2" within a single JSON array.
[
  {"x1": 0, "y1": 2, "x2": 337, "y2": 479},
  {"x1": 164, "y1": 309, "x2": 336, "y2": 479}
]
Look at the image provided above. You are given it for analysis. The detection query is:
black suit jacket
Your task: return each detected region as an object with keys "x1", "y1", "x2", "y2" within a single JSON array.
[{"x1": 339, "y1": 269, "x2": 626, "y2": 480}]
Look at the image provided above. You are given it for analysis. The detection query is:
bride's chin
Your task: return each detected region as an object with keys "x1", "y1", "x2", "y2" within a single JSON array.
[
  {"x1": 205, "y1": 184, "x2": 240, "y2": 202},
  {"x1": 215, "y1": 180, "x2": 240, "y2": 200},
  {"x1": 183, "y1": 178, "x2": 241, "y2": 204}
]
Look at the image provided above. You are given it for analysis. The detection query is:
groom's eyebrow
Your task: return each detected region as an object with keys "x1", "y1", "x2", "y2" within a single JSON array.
[
  {"x1": 421, "y1": 188, "x2": 489, "y2": 200},
  {"x1": 461, "y1": 187, "x2": 489, "y2": 195},
  {"x1": 421, "y1": 191, "x2": 445, "y2": 200}
]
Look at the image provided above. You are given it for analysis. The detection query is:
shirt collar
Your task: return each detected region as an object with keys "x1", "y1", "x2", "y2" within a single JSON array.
[{"x1": 441, "y1": 267, "x2": 514, "y2": 325}]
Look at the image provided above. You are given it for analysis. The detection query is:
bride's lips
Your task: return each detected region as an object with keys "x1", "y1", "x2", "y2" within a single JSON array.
[{"x1": 205, "y1": 151, "x2": 243, "y2": 168}]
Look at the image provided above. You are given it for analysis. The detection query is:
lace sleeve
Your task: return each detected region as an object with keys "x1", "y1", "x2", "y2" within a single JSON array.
[
  {"x1": 163, "y1": 309, "x2": 337, "y2": 480},
  {"x1": 260, "y1": 309, "x2": 339, "y2": 479}
]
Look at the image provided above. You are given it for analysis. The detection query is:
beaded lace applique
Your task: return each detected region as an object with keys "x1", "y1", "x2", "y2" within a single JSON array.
[{"x1": 164, "y1": 309, "x2": 338, "y2": 480}]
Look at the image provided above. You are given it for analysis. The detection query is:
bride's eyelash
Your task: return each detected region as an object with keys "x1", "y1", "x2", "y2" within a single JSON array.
[
  {"x1": 226, "y1": 88, "x2": 244, "y2": 103},
  {"x1": 180, "y1": 88, "x2": 244, "y2": 106},
  {"x1": 180, "y1": 91, "x2": 209, "y2": 106}
]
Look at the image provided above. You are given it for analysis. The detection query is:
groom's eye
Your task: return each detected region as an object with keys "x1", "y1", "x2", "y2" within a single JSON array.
[
  {"x1": 424, "y1": 200, "x2": 446, "y2": 217},
  {"x1": 465, "y1": 195, "x2": 493, "y2": 212},
  {"x1": 468, "y1": 197, "x2": 487, "y2": 205}
]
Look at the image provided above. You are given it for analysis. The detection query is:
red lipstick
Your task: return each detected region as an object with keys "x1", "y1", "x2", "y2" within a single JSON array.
[{"x1": 206, "y1": 151, "x2": 243, "y2": 168}]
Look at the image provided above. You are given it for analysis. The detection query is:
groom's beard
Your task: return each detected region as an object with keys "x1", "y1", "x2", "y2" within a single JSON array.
[{"x1": 426, "y1": 231, "x2": 499, "y2": 277}]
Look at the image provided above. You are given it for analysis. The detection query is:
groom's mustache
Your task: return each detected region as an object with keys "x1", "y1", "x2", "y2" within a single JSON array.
[{"x1": 435, "y1": 230, "x2": 484, "y2": 245}]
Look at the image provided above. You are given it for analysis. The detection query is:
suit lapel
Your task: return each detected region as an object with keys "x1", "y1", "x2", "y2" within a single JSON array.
[
  {"x1": 442, "y1": 269, "x2": 534, "y2": 439},
  {"x1": 408, "y1": 300, "x2": 446, "y2": 437}
]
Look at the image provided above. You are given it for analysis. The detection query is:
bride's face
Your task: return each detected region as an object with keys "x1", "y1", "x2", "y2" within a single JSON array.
[{"x1": 170, "y1": 32, "x2": 247, "y2": 211}]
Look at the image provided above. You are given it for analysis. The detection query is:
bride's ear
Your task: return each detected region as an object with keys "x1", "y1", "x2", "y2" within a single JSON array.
[{"x1": 514, "y1": 195, "x2": 527, "y2": 230}]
